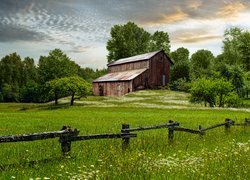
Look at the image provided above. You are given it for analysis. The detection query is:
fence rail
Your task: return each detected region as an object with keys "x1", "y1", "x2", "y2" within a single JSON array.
[{"x1": 0, "y1": 118, "x2": 249, "y2": 156}]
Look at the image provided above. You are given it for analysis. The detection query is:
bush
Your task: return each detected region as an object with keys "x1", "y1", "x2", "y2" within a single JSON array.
[
  {"x1": 190, "y1": 77, "x2": 242, "y2": 107},
  {"x1": 225, "y1": 92, "x2": 243, "y2": 107},
  {"x1": 170, "y1": 78, "x2": 190, "y2": 92}
]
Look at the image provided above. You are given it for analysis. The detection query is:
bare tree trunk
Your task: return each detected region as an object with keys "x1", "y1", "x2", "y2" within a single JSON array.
[
  {"x1": 70, "y1": 92, "x2": 75, "y2": 106},
  {"x1": 55, "y1": 91, "x2": 58, "y2": 105}
]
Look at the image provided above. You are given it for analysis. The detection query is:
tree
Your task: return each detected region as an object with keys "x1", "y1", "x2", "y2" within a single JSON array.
[
  {"x1": 22, "y1": 57, "x2": 38, "y2": 86},
  {"x1": 107, "y1": 22, "x2": 151, "y2": 62},
  {"x1": 47, "y1": 76, "x2": 91, "y2": 105},
  {"x1": 170, "y1": 47, "x2": 189, "y2": 64},
  {"x1": 190, "y1": 78, "x2": 216, "y2": 107},
  {"x1": 0, "y1": 53, "x2": 23, "y2": 87},
  {"x1": 0, "y1": 53, "x2": 23, "y2": 102},
  {"x1": 38, "y1": 49, "x2": 80, "y2": 83},
  {"x1": 170, "y1": 47, "x2": 190, "y2": 81},
  {"x1": 106, "y1": 22, "x2": 171, "y2": 62},
  {"x1": 238, "y1": 31, "x2": 250, "y2": 71},
  {"x1": 190, "y1": 77, "x2": 236, "y2": 107},
  {"x1": 223, "y1": 27, "x2": 242, "y2": 66},
  {"x1": 190, "y1": 49, "x2": 214, "y2": 79},
  {"x1": 149, "y1": 31, "x2": 170, "y2": 55}
]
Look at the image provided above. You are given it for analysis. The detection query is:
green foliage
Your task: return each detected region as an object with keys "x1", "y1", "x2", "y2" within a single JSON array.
[
  {"x1": 190, "y1": 49, "x2": 214, "y2": 79},
  {"x1": 223, "y1": 27, "x2": 242, "y2": 65},
  {"x1": 171, "y1": 61, "x2": 190, "y2": 81},
  {"x1": 238, "y1": 31, "x2": 250, "y2": 71},
  {"x1": 170, "y1": 47, "x2": 189, "y2": 64},
  {"x1": 190, "y1": 77, "x2": 237, "y2": 107},
  {"x1": 148, "y1": 31, "x2": 170, "y2": 55},
  {"x1": 106, "y1": 22, "x2": 151, "y2": 62},
  {"x1": 106, "y1": 22, "x2": 170, "y2": 62},
  {"x1": 169, "y1": 78, "x2": 190, "y2": 92},
  {"x1": 19, "y1": 81, "x2": 40, "y2": 103},
  {"x1": 78, "y1": 67, "x2": 107, "y2": 82},
  {"x1": 225, "y1": 92, "x2": 243, "y2": 107},
  {"x1": 0, "y1": 52, "x2": 23, "y2": 87},
  {"x1": 222, "y1": 27, "x2": 250, "y2": 71},
  {"x1": 38, "y1": 49, "x2": 80, "y2": 83},
  {"x1": 1, "y1": 83, "x2": 19, "y2": 102},
  {"x1": 47, "y1": 76, "x2": 91, "y2": 105}
]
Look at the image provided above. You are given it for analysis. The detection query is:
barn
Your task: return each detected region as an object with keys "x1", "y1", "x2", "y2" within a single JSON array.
[{"x1": 92, "y1": 50, "x2": 173, "y2": 96}]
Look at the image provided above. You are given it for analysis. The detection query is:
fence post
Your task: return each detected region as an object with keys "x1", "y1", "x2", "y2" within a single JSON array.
[
  {"x1": 60, "y1": 126, "x2": 79, "y2": 156},
  {"x1": 168, "y1": 120, "x2": 174, "y2": 143},
  {"x1": 225, "y1": 118, "x2": 231, "y2": 133},
  {"x1": 198, "y1": 125, "x2": 204, "y2": 137},
  {"x1": 121, "y1": 124, "x2": 130, "y2": 150}
]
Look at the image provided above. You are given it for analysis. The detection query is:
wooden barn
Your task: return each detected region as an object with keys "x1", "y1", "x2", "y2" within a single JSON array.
[{"x1": 93, "y1": 50, "x2": 173, "y2": 96}]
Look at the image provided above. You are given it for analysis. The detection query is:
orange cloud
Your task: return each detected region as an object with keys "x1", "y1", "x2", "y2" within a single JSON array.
[
  {"x1": 173, "y1": 31, "x2": 222, "y2": 44},
  {"x1": 187, "y1": 0, "x2": 202, "y2": 10},
  {"x1": 216, "y1": 1, "x2": 246, "y2": 19},
  {"x1": 146, "y1": 8, "x2": 189, "y2": 25}
]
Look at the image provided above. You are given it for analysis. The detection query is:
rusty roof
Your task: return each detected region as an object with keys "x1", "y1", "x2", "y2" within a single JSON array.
[
  {"x1": 108, "y1": 50, "x2": 162, "y2": 67},
  {"x1": 93, "y1": 68, "x2": 148, "y2": 83}
]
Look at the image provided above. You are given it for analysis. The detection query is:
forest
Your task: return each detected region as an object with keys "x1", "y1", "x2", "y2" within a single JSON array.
[{"x1": 0, "y1": 22, "x2": 249, "y2": 107}]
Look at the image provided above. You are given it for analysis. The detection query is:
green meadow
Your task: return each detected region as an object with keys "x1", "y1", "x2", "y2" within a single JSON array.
[{"x1": 0, "y1": 90, "x2": 249, "y2": 179}]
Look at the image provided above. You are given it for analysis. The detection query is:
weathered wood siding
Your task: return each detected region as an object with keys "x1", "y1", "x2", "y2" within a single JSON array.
[
  {"x1": 132, "y1": 70, "x2": 149, "y2": 91},
  {"x1": 108, "y1": 60, "x2": 149, "y2": 73},
  {"x1": 93, "y1": 81, "x2": 133, "y2": 96},
  {"x1": 148, "y1": 52, "x2": 171, "y2": 88}
]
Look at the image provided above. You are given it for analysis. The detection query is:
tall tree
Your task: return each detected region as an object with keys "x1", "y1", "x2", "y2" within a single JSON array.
[
  {"x1": 149, "y1": 31, "x2": 171, "y2": 55},
  {"x1": 22, "y1": 57, "x2": 38, "y2": 85},
  {"x1": 106, "y1": 22, "x2": 151, "y2": 62},
  {"x1": 190, "y1": 49, "x2": 214, "y2": 79},
  {"x1": 238, "y1": 31, "x2": 250, "y2": 71},
  {"x1": 170, "y1": 47, "x2": 189, "y2": 64},
  {"x1": 38, "y1": 49, "x2": 80, "y2": 83},
  {"x1": 223, "y1": 27, "x2": 243, "y2": 66}
]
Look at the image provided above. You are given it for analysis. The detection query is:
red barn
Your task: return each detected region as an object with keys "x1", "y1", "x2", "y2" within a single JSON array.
[{"x1": 93, "y1": 50, "x2": 173, "y2": 96}]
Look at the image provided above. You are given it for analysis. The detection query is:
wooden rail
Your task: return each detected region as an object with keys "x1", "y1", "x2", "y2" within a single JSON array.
[
  {"x1": 0, "y1": 118, "x2": 249, "y2": 156},
  {"x1": 200, "y1": 119, "x2": 234, "y2": 132},
  {"x1": 123, "y1": 121, "x2": 180, "y2": 132},
  {"x1": 0, "y1": 128, "x2": 79, "y2": 143}
]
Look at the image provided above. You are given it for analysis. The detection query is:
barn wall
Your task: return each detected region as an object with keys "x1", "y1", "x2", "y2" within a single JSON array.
[
  {"x1": 132, "y1": 70, "x2": 149, "y2": 91},
  {"x1": 108, "y1": 60, "x2": 149, "y2": 73},
  {"x1": 93, "y1": 81, "x2": 132, "y2": 96},
  {"x1": 148, "y1": 52, "x2": 171, "y2": 88}
]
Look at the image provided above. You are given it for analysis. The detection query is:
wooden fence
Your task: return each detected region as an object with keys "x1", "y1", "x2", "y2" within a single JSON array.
[{"x1": 0, "y1": 118, "x2": 249, "y2": 155}]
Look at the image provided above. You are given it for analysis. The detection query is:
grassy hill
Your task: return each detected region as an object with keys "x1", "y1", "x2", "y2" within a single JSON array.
[{"x1": 0, "y1": 90, "x2": 249, "y2": 179}]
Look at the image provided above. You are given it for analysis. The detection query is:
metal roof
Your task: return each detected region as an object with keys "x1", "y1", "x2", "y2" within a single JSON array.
[
  {"x1": 108, "y1": 50, "x2": 162, "y2": 66},
  {"x1": 93, "y1": 68, "x2": 148, "y2": 83}
]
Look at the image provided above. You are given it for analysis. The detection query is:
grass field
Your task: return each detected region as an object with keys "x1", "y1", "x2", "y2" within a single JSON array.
[{"x1": 0, "y1": 90, "x2": 249, "y2": 179}]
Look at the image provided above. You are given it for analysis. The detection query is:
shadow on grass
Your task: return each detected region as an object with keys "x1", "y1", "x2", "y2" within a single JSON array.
[{"x1": 18, "y1": 103, "x2": 82, "y2": 111}]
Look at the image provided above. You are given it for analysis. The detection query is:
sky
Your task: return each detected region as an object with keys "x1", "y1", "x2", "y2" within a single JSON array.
[{"x1": 0, "y1": 0, "x2": 250, "y2": 69}]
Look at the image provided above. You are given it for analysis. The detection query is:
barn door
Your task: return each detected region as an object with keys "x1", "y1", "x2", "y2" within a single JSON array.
[{"x1": 99, "y1": 85, "x2": 104, "y2": 96}]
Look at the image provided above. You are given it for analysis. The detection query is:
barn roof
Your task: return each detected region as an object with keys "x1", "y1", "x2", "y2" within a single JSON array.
[
  {"x1": 93, "y1": 68, "x2": 148, "y2": 83},
  {"x1": 108, "y1": 50, "x2": 163, "y2": 67}
]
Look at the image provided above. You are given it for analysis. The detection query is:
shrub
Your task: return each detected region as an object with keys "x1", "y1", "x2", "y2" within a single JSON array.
[{"x1": 225, "y1": 92, "x2": 243, "y2": 107}]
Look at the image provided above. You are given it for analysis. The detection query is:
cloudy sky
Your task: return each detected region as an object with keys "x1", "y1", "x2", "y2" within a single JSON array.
[{"x1": 0, "y1": 0, "x2": 250, "y2": 68}]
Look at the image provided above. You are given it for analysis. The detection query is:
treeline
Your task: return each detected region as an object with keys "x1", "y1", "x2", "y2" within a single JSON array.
[
  {"x1": 107, "y1": 22, "x2": 250, "y2": 107},
  {"x1": 0, "y1": 49, "x2": 107, "y2": 104},
  {"x1": 169, "y1": 27, "x2": 250, "y2": 107}
]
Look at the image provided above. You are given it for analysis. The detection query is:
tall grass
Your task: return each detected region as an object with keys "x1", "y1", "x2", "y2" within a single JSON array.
[{"x1": 0, "y1": 90, "x2": 249, "y2": 179}]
